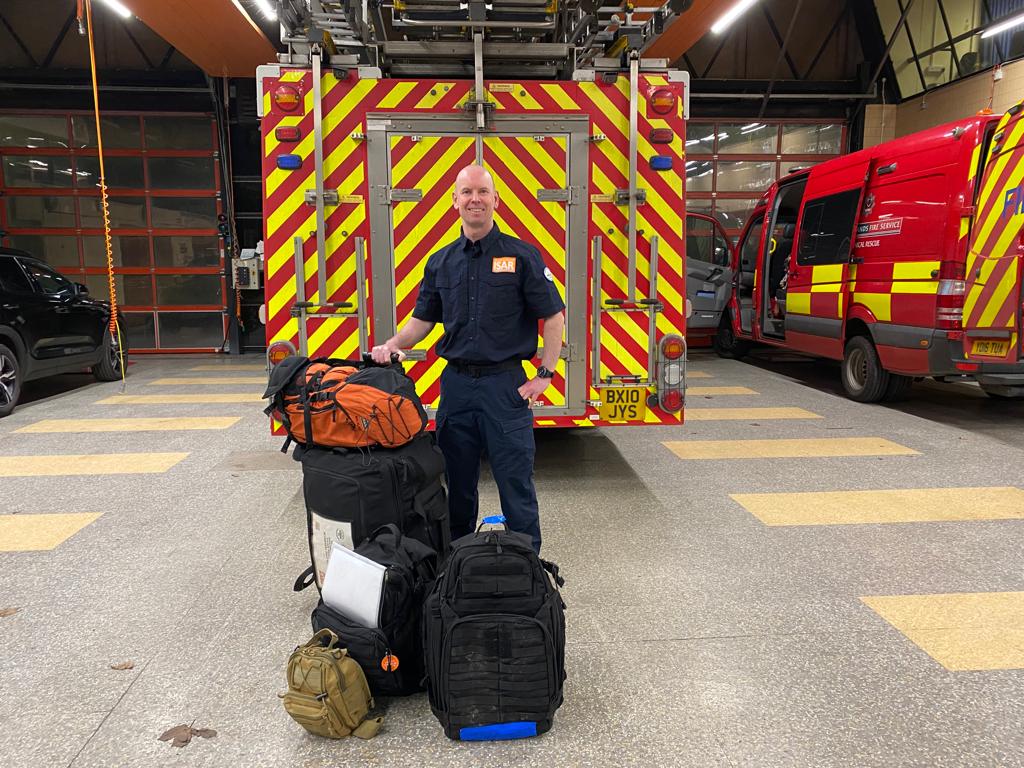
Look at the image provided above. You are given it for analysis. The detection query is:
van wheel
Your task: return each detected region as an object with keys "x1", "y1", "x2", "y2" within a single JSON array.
[
  {"x1": 93, "y1": 322, "x2": 128, "y2": 382},
  {"x1": 0, "y1": 344, "x2": 22, "y2": 418},
  {"x1": 712, "y1": 315, "x2": 749, "y2": 359},
  {"x1": 883, "y1": 374, "x2": 913, "y2": 402},
  {"x1": 841, "y1": 335, "x2": 890, "y2": 403}
]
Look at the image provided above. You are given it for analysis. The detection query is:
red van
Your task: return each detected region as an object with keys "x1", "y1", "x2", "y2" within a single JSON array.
[{"x1": 716, "y1": 106, "x2": 1024, "y2": 402}]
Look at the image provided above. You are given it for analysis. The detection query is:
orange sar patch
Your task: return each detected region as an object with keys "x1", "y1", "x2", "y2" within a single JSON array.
[{"x1": 492, "y1": 256, "x2": 516, "y2": 273}]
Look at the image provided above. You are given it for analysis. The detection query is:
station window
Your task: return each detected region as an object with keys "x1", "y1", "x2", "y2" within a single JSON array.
[
  {"x1": 0, "y1": 111, "x2": 226, "y2": 352},
  {"x1": 686, "y1": 119, "x2": 846, "y2": 240}
]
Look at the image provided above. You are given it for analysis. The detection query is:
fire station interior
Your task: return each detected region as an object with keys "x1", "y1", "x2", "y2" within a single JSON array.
[{"x1": 3, "y1": 1, "x2": 1024, "y2": 766}]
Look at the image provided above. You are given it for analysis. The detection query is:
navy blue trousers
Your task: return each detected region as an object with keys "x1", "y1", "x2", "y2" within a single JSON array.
[{"x1": 435, "y1": 364, "x2": 541, "y2": 553}]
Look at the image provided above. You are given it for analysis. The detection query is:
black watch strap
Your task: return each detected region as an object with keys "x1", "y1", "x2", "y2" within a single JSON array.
[{"x1": 537, "y1": 366, "x2": 555, "y2": 379}]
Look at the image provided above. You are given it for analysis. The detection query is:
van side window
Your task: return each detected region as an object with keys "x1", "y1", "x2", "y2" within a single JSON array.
[
  {"x1": 686, "y1": 216, "x2": 731, "y2": 267},
  {"x1": 739, "y1": 219, "x2": 764, "y2": 272},
  {"x1": 796, "y1": 188, "x2": 861, "y2": 266}
]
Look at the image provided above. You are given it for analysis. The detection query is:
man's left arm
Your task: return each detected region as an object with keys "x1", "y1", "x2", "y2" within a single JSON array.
[{"x1": 518, "y1": 311, "x2": 564, "y2": 403}]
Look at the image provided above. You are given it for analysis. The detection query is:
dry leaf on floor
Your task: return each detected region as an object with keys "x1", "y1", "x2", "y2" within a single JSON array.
[
  {"x1": 158, "y1": 724, "x2": 217, "y2": 748},
  {"x1": 158, "y1": 725, "x2": 194, "y2": 748},
  {"x1": 0, "y1": 607, "x2": 20, "y2": 618},
  {"x1": 110, "y1": 661, "x2": 135, "y2": 670}
]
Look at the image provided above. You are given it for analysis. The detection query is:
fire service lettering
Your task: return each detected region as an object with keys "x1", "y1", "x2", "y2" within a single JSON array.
[{"x1": 1003, "y1": 184, "x2": 1024, "y2": 219}]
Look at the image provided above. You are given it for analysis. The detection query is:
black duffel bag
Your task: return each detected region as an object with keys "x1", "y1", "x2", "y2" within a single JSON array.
[{"x1": 293, "y1": 431, "x2": 449, "y2": 591}]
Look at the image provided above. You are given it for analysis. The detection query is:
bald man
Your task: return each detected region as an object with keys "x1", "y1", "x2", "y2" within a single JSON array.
[{"x1": 372, "y1": 165, "x2": 565, "y2": 553}]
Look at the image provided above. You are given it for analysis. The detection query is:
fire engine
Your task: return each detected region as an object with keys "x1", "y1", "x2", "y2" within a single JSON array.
[
  {"x1": 257, "y1": 0, "x2": 690, "y2": 427},
  {"x1": 715, "y1": 100, "x2": 1024, "y2": 402}
]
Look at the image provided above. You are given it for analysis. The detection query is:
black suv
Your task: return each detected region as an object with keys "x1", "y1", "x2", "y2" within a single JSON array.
[{"x1": 0, "y1": 247, "x2": 127, "y2": 417}]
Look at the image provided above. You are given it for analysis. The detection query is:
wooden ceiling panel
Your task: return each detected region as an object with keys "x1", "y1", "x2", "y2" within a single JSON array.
[
  {"x1": 122, "y1": 0, "x2": 277, "y2": 78},
  {"x1": 644, "y1": 0, "x2": 742, "y2": 64}
]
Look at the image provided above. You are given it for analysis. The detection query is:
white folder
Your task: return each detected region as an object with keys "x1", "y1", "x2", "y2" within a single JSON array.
[{"x1": 321, "y1": 542, "x2": 387, "y2": 629}]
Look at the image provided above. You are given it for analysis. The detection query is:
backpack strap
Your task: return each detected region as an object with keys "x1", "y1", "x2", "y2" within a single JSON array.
[
  {"x1": 540, "y1": 558, "x2": 565, "y2": 588},
  {"x1": 293, "y1": 565, "x2": 316, "y2": 592},
  {"x1": 353, "y1": 716, "x2": 384, "y2": 739},
  {"x1": 307, "y1": 628, "x2": 339, "y2": 649},
  {"x1": 367, "y1": 523, "x2": 403, "y2": 543}
]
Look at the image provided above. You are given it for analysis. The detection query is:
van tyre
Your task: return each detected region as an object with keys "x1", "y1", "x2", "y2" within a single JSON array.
[
  {"x1": 883, "y1": 374, "x2": 913, "y2": 402},
  {"x1": 0, "y1": 344, "x2": 22, "y2": 418},
  {"x1": 712, "y1": 314, "x2": 749, "y2": 359},
  {"x1": 841, "y1": 335, "x2": 890, "y2": 403},
  {"x1": 92, "y1": 322, "x2": 127, "y2": 382}
]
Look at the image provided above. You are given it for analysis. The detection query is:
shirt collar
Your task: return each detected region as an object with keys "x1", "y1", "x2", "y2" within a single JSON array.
[{"x1": 460, "y1": 223, "x2": 501, "y2": 257}]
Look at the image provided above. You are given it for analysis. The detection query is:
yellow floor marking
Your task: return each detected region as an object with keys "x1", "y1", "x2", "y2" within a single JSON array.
[
  {"x1": 862, "y1": 592, "x2": 1024, "y2": 671},
  {"x1": 0, "y1": 453, "x2": 188, "y2": 476},
  {"x1": 0, "y1": 513, "x2": 103, "y2": 552},
  {"x1": 732, "y1": 486, "x2": 1024, "y2": 526},
  {"x1": 664, "y1": 437, "x2": 918, "y2": 460},
  {"x1": 687, "y1": 386, "x2": 759, "y2": 396},
  {"x1": 149, "y1": 377, "x2": 266, "y2": 385},
  {"x1": 687, "y1": 371, "x2": 712, "y2": 379},
  {"x1": 16, "y1": 417, "x2": 241, "y2": 433},
  {"x1": 686, "y1": 407, "x2": 821, "y2": 421},
  {"x1": 98, "y1": 394, "x2": 264, "y2": 404},
  {"x1": 189, "y1": 365, "x2": 265, "y2": 371}
]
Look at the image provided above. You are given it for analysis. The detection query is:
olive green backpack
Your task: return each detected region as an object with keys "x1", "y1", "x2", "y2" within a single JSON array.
[{"x1": 280, "y1": 629, "x2": 384, "y2": 740}]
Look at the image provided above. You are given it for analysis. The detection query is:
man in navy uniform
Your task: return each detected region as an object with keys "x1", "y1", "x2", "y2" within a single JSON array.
[{"x1": 371, "y1": 164, "x2": 564, "y2": 553}]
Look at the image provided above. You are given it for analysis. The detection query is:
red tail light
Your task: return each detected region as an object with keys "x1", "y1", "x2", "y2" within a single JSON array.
[{"x1": 660, "y1": 388, "x2": 683, "y2": 412}]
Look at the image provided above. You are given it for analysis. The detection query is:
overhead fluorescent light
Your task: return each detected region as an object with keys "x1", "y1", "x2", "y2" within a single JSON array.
[
  {"x1": 741, "y1": 122, "x2": 762, "y2": 130},
  {"x1": 96, "y1": 0, "x2": 132, "y2": 19},
  {"x1": 711, "y1": 0, "x2": 758, "y2": 35},
  {"x1": 254, "y1": 0, "x2": 277, "y2": 20},
  {"x1": 981, "y1": 11, "x2": 1024, "y2": 38}
]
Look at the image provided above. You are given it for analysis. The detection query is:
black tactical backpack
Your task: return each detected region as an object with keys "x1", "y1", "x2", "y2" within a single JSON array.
[
  {"x1": 422, "y1": 521, "x2": 566, "y2": 740},
  {"x1": 312, "y1": 524, "x2": 439, "y2": 697}
]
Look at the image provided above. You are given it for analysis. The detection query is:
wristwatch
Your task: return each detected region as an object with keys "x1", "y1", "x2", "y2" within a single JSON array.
[{"x1": 536, "y1": 366, "x2": 555, "y2": 379}]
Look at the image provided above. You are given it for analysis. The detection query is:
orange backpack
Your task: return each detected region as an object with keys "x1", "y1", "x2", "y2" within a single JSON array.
[{"x1": 264, "y1": 357, "x2": 427, "y2": 450}]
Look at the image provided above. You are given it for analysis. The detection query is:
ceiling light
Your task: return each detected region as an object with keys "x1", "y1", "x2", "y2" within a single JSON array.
[
  {"x1": 981, "y1": 11, "x2": 1024, "y2": 38},
  {"x1": 711, "y1": 0, "x2": 758, "y2": 35},
  {"x1": 96, "y1": 0, "x2": 132, "y2": 19},
  {"x1": 254, "y1": 0, "x2": 277, "y2": 20}
]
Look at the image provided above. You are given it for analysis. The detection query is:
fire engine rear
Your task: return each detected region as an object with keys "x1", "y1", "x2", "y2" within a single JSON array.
[{"x1": 258, "y1": 0, "x2": 692, "y2": 426}]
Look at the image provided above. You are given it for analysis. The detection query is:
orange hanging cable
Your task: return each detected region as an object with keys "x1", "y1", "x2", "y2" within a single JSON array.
[{"x1": 83, "y1": 0, "x2": 126, "y2": 389}]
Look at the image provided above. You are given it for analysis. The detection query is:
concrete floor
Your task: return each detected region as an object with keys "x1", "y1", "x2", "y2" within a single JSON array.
[{"x1": 1, "y1": 351, "x2": 1023, "y2": 767}]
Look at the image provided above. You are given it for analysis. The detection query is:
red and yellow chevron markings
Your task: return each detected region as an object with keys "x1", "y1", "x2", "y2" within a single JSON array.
[
  {"x1": 262, "y1": 70, "x2": 686, "y2": 428},
  {"x1": 965, "y1": 100, "x2": 1024, "y2": 357}
]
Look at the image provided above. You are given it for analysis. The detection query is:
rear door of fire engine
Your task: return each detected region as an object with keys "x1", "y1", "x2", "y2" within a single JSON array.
[
  {"x1": 785, "y1": 158, "x2": 872, "y2": 358},
  {"x1": 963, "y1": 102, "x2": 1024, "y2": 365},
  {"x1": 366, "y1": 115, "x2": 589, "y2": 417}
]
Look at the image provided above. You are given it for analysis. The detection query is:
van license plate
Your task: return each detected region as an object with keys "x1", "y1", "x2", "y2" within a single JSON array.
[
  {"x1": 971, "y1": 340, "x2": 1009, "y2": 357},
  {"x1": 599, "y1": 388, "x2": 648, "y2": 422}
]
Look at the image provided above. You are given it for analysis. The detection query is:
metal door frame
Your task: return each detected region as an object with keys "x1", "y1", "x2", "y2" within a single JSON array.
[{"x1": 366, "y1": 113, "x2": 589, "y2": 417}]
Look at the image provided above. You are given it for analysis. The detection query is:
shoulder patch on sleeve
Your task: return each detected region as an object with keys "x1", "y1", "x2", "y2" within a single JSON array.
[{"x1": 543, "y1": 267, "x2": 555, "y2": 282}]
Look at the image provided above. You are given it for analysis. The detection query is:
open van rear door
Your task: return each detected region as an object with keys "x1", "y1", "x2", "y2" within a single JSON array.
[
  {"x1": 964, "y1": 100, "x2": 1024, "y2": 365},
  {"x1": 685, "y1": 212, "x2": 735, "y2": 330}
]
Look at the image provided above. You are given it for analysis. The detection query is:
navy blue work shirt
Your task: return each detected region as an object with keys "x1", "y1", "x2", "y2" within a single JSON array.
[{"x1": 412, "y1": 224, "x2": 565, "y2": 363}]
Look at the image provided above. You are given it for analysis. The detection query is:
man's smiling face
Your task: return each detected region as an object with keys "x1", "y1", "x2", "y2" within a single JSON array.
[{"x1": 453, "y1": 165, "x2": 499, "y2": 233}]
